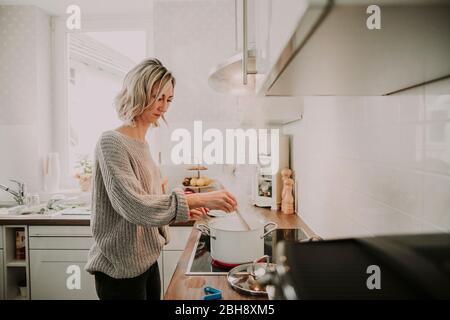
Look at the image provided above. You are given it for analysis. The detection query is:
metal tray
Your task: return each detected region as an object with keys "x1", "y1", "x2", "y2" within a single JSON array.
[{"x1": 227, "y1": 256, "x2": 276, "y2": 296}]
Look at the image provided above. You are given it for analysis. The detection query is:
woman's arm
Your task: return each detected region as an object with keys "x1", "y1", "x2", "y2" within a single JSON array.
[
  {"x1": 97, "y1": 134, "x2": 189, "y2": 226},
  {"x1": 185, "y1": 190, "x2": 237, "y2": 213}
]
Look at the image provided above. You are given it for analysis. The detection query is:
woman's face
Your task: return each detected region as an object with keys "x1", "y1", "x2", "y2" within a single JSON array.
[{"x1": 138, "y1": 81, "x2": 174, "y2": 125}]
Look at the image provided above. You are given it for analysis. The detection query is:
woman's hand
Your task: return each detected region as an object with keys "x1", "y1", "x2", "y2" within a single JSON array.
[
  {"x1": 189, "y1": 207, "x2": 209, "y2": 220},
  {"x1": 186, "y1": 189, "x2": 237, "y2": 213}
]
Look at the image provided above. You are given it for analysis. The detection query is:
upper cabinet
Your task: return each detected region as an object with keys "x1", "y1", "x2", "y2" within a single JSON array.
[
  {"x1": 257, "y1": 0, "x2": 450, "y2": 96},
  {"x1": 255, "y1": 0, "x2": 309, "y2": 78}
]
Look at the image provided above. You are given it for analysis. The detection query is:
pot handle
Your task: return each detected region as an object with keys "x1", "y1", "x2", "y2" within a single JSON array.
[
  {"x1": 260, "y1": 222, "x2": 278, "y2": 239},
  {"x1": 196, "y1": 224, "x2": 216, "y2": 239},
  {"x1": 251, "y1": 255, "x2": 270, "y2": 279}
]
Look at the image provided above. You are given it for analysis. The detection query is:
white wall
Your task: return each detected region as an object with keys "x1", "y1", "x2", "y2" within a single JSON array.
[
  {"x1": 151, "y1": 120, "x2": 256, "y2": 199},
  {"x1": 0, "y1": 5, "x2": 52, "y2": 200},
  {"x1": 284, "y1": 79, "x2": 450, "y2": 239},
  {"x1": 152, "y1": 0, "x2": 255, "y2": 194},
  {"x1": 152, "y1": 0, "x2": 239, "y2": 125}
]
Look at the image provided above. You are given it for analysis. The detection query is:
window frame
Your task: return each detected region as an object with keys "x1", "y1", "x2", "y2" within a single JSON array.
[{"x1": 52, "y1": 15, "x2": 153, "y2": 189}]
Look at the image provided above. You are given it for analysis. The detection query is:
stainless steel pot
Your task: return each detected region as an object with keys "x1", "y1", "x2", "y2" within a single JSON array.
[{"x1": 196, "y1": 218, "x2": 277, "y2": 265}]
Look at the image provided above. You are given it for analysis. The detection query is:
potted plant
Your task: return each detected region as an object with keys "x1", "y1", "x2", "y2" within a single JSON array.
[{"x1": 74, "y1": 155, "x2": 93, "y2": 192}]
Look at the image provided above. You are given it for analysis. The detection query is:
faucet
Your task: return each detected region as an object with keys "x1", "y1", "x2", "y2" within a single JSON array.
[{"x1": 0, "y1": 179, "x2": 27, "y2": 205}]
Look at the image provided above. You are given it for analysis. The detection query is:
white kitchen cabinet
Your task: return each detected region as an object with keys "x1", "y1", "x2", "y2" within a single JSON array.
[
  {"x1": 29, "y1": 226, "x2": 92, "y2": 237},
  {"x1": 260, "y1": 1, "x2": 450, "y2": 96},
  {"x1": 157, "y1": 255, "x2": 163, "y2": 299},
  {"x1": 28, "y1": 226, "x2": 94, "y2": 250},
  {"x1": 26, "y1": 225, "x2": 191, "y2": 299},
  {"x1": 29, "y1": 249, "x2": 97, "y2": 300},
  {"x1": 161, "y1": 226, "x2": 192, "y2": 296},
  {"x1": 162, "y1": 250, "x2": 183, "y2": 294},
  {"x1": 0, "y1": 227, "x2": 3, "y2": 299},
  {"x1": 255, "y1": 0, "x2": 308, "y2": 78},
  {"x1": 0, "y1": 249, "x2": 4, "y2": 300},
  {"x1": 28, "y1": 225, "x2": 96, "y2": 300},
  {"x1": 164, "y1": 227, "x2": 192, "y2": 251},
  {"x1": 3, "y1": 225, "x2": 30, "y2": 300},
  {"x1": 29, "y1": 236, "x2": 94, "y2": 250}
]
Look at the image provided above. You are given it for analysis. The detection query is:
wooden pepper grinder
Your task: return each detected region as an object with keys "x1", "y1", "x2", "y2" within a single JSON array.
[{"x1": 281, "y1": 168, "x2": 295, "y2": 214}]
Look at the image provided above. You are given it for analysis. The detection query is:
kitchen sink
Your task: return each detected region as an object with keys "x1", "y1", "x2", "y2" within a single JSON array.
[
  {"x1": 0, "y1": 203, "x2": 26, "y2": 215},
  {"x1": 0, "y1": 200, "x2": 89, "y2": 216},
  {"x1": 0, "y1": 201, "x2": 19, "y2": 208},
  {"x1": 0, "y1": 202, "x2": 57, "y2": 216}
]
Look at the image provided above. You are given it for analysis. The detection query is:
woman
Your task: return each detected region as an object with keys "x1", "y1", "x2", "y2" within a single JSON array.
[{"x1": 85, "y1": 58, "x2": 237, "y2": 300}]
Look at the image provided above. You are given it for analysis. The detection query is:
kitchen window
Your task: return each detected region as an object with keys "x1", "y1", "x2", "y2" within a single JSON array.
[
  {"x1": 67, "y1": 31, "x2": 146, "y2": 176},
  {"x1": 52, "y1": 16, "x2": 152, "y2": 188}
]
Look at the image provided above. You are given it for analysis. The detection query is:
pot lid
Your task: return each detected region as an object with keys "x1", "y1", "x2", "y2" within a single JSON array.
[{"x1": 208, "y1": 215, "x2": 260, "y2": 231}]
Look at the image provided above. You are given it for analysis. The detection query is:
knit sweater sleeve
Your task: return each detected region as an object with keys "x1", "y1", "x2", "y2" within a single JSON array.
[{"x1": 96, "y1": 134, "x2": 189, "y2": 226}]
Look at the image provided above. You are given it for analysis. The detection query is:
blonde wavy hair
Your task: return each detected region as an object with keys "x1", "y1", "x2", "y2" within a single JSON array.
[{"x1": 115, "y1": 58, "x2": 175, "y2": 127}]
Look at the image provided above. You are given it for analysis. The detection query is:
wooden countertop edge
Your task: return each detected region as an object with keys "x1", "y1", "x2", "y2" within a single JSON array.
[
  {"x1": 0, "y1": 217, "x2": 195, "y2": 227},
  {"x1": 164, "y1": 209, "x2": 316, "y2": 300}
]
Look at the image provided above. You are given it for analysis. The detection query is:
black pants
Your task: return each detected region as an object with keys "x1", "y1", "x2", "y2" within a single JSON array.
[{"x1": 94, "y1": 261, "x2": 161, "y2": 300}]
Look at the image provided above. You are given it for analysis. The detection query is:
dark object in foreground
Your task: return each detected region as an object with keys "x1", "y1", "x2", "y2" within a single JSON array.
[{"x1": 261, "y1": 233, "x2": 450, "y2": 299}]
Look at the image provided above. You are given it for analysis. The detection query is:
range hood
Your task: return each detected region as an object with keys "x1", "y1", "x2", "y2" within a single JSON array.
[
  {"x1": 259, "y1": 0, "x2": 450, "y2": 96},
  {"x1": 208, "y1": 0, "x2": 257, "y2": 96}
]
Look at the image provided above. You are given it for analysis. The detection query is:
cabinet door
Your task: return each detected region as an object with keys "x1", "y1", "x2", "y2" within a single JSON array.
[
  {"x1": 162, "y1": 251, "x2": 183, "y2": 294},
  {"x1": 29, "y1": 237, "x2": 94, "y2": 250},
  {"x1": 157, "y1": 255, "x2": 163, "y2": 299},
  {"x1": 164, "y1": 227, "x2": 192, "y2": 251},
  {"x1": 266, "y1": 0, "x2": 308, "y2": 71},
  {"x1": 30, "y1": 250, "x2": 97, "y2": 300},
  {"x1": 0, "y1": 249, "x2": 4, "y2": 300},
  {"x1": 29, "y1": 226, "x2": 92, "y2": 237}
]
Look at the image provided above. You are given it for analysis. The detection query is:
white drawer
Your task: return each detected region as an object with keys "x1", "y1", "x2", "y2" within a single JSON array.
[
  {"x1": 29, "y1": 226, "x2": 92, "y2": 237},
  {"x1": 164, "y1": 227, "x2": 192, "y2": 251},
  {"x1": 29, "y1": 237, "x2": 94, "y2": 250},
  {"x1": 30, "y1": 249, "x2": 97, "y2": 300}
]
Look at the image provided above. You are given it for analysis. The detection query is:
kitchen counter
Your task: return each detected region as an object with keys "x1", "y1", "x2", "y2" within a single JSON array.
[
  {"x1": 163, "y1": 205, "x2": 316, "y2": 300},
  {"x1": 0, "y1": 212, "x2": 195, "y2": 226}
]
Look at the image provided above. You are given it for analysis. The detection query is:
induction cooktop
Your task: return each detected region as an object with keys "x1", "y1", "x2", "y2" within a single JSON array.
[{"x1": 185, "y1": 227, "x2": 309, "y2": 275}]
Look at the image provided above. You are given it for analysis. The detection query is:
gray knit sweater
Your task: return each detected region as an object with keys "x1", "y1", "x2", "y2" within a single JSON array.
[{"x1": 85, "y1": 130, "x2": 189, "y2": 279}]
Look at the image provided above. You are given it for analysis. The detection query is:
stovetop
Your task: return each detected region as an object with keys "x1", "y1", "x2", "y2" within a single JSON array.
[{"x1": 186, "y1": 227, "x2": 309, "y2": 275}]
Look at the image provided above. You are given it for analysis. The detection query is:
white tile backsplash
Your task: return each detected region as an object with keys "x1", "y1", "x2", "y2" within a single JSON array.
[
  {"x1": 422, "y1": 173, "x2": 450, "y2": 230},
  {"x1": 424, "y1": 78, "x2": 450, "y2": 122},
  {"x1": 364, "y1": 96, "x2": 399, "y2": 125},
  {"x1": 284, "y1": 79, "x2": 450, "y2": 239},
  {"x1": 398, "y1": 95, "x2": 425, "y2": 123},
  {"x1": 394, "y1": 169, "x2": 423, "y2": 218},
  {"x1": 424, "y1": 121, "x2": 450, "y2": 175}
]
